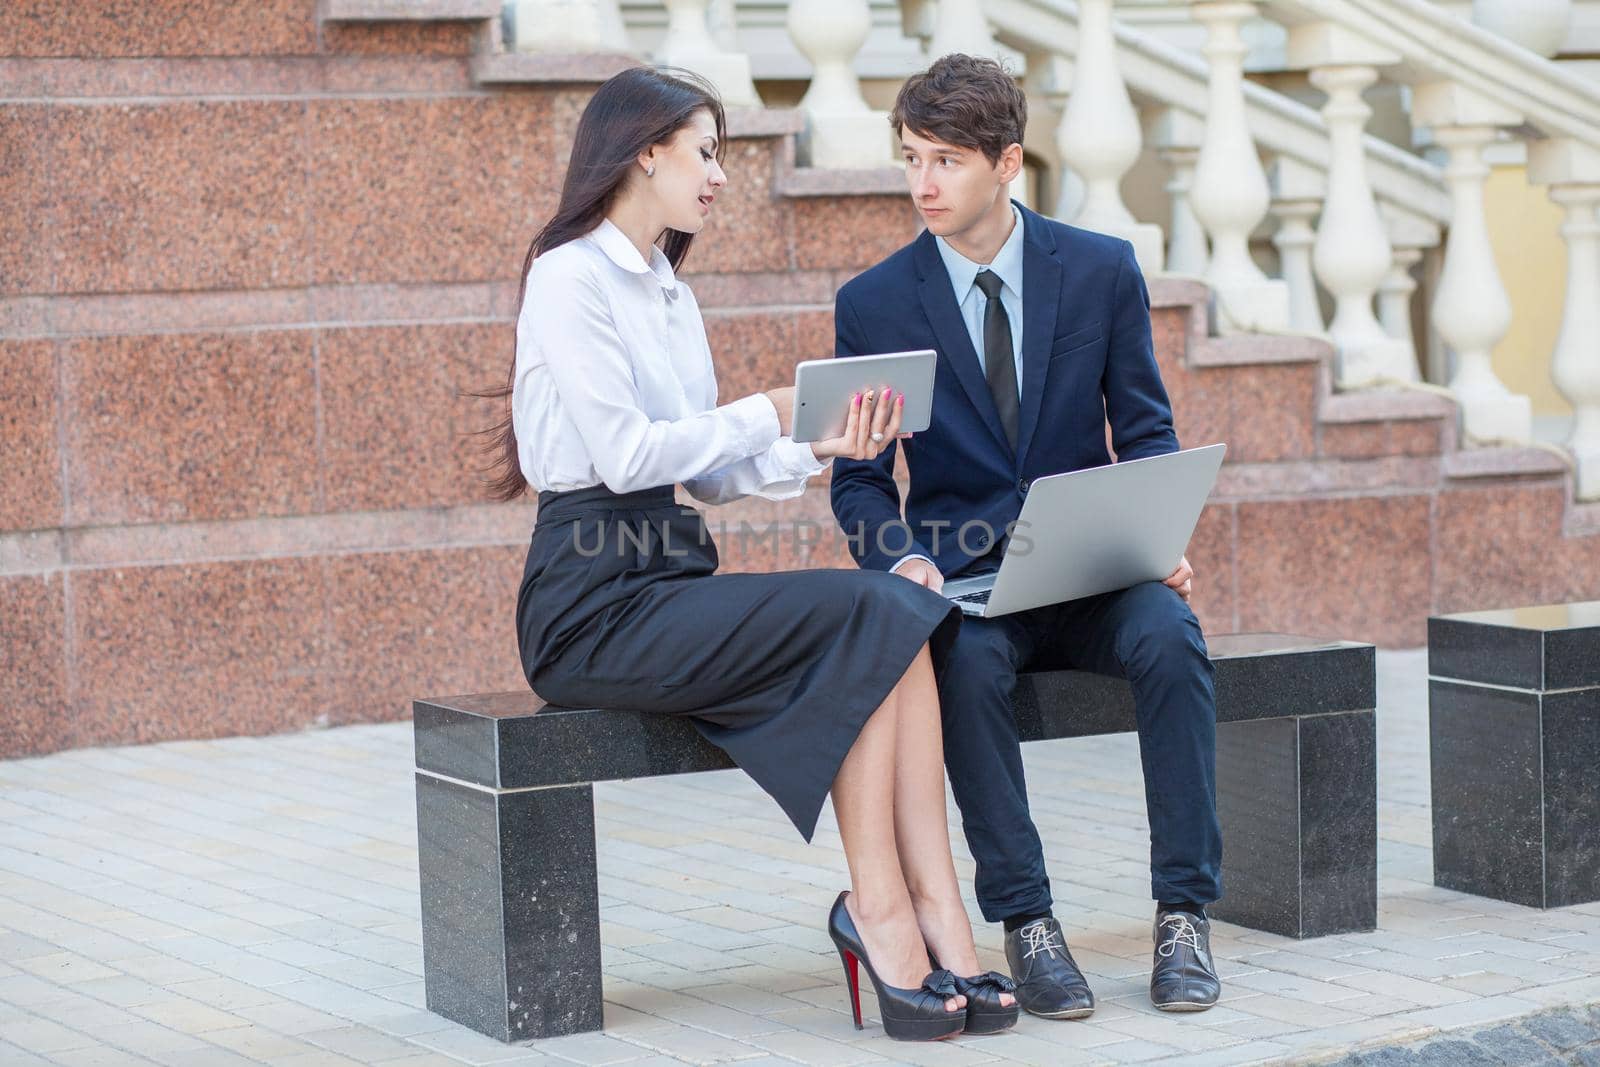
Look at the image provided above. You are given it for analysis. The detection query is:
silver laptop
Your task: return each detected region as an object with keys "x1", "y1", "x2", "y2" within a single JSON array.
[{"x1": 942, "y1": 444, "x2": 1227, "y2": 618}]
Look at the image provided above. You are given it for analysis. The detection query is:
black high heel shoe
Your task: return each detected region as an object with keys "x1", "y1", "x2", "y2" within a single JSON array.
[
  {"x1": 929, "y1": 951, "x2": 1020, "y2": 1035},
  {"x1": 828, "y1": 892, "x2": 967, "y2": 1042}
]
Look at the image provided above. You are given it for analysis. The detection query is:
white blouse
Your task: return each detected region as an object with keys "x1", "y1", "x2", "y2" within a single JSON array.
[{"x1": 512, "y1": 218, "x2": 826, "y2": 504}]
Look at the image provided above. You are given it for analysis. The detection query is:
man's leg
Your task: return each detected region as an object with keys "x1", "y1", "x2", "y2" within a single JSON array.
[
  {"x1": 1045, "y1": 581, "x2": 1223, "y2": 1011},
  {"x1": 1046, "y1": 581, "x2": 1221, "y2": 903},
  {"x1": 935, "y1": 614, "x2": 1049, "y2": 923},
  {"x1": 936, "y1": 611, "x2": 1096, "y2": 1020}
]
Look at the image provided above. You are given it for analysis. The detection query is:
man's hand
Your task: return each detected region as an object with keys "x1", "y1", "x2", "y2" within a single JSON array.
[
  {"x1": 893, "y1": 557, "x2": 944, "y2": 594},
  {"x1": 1163, "y1": 555, "x2": 1194, "y2": 602}
]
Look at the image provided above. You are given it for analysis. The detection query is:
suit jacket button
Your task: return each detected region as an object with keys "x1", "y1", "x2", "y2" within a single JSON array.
[{"x1": 1018, "y1": 478, "x2": 1031, "y2": 495}]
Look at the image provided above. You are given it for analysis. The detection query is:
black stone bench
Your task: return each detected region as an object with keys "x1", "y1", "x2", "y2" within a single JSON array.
[
  {"x1": 1429, "y1": 602, "x2": 1600, "y2": 909},
  {"x1": 413, "y1": 632, "x2": 1376, "y2": 1042}
]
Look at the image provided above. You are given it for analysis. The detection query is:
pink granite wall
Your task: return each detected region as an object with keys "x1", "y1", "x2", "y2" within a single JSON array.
[
  {"x1": 0, "y1": 9, "x2": 928, "y2": 757},
  {"x1": 3, "y1": 6, "x2": 1593, "y2": 759}
]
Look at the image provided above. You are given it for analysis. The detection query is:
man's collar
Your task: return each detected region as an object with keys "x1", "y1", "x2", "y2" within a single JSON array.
[{"x1": 934, "y1": 202, "x2": 1025, "y2": 300}]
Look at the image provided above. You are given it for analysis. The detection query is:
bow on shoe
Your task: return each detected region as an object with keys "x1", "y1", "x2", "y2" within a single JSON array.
[
  {"x1": 921, "y1": 970, "x2": 959, "y2": 998},
  {"x1": 951, "y1": 968, "x2": 1020, "y2": 1035},
  {"x1": 957, "y1": 971, "x2": 1017, "y2": 995}
]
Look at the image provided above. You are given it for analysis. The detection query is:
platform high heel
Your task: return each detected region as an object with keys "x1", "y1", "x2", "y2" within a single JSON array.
[
  {"x1": 827, "y1": 891, "x2": 966, "y2": 1042},
  {"x1": 927, "y1": 951, "x2": 1019, "y2": 1035}
]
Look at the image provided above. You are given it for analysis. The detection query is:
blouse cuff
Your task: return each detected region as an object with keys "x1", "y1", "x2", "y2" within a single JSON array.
[
  {"x1": 732, "y1": 392, "x2": 784, "y2": 453},
  {"x1": 773, "y1": 436, "x2": 828, "y2": 480}
]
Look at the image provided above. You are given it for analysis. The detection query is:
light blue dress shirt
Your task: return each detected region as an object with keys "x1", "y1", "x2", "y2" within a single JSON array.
[
  {"x1": 892, "y1": 206, "x2": 1027, "y2": 577},
  {"x1": 933, "y1": 204, "x2": 1026, "y2": 395}
]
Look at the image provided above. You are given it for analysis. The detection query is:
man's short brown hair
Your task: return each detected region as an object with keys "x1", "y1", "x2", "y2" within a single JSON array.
[{"x1": 890, "y1": 53, "x2": 1027, "y2": 166}]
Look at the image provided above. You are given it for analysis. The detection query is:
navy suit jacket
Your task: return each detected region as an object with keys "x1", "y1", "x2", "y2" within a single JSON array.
[{"x1": 829, "y1": 202, "x2": 1179, "y2": 576}]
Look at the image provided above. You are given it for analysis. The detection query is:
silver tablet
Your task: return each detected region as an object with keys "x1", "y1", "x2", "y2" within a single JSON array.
[{"x1": 791, "y1": 350, "x2": 937, "y2": 443}]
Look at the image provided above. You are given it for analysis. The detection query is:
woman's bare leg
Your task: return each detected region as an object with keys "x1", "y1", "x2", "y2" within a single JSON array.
[
  {"x1": 891, "y1": 648, "x2": 1014, "y2": 1004},
  {"x1": 831, "y1": 644, "x2": 962, "y2": 1011}
]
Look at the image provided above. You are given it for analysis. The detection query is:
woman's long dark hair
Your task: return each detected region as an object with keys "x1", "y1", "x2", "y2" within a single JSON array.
[{"x1": 479, "y1": 66, "x2": 728, "y2": 500}]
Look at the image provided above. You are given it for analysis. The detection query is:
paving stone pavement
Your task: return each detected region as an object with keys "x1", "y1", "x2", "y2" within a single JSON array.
[
  {"x1": 1, "y1": 649, "x2": 1598, "y2": 1066},
  {"x1": 1321, "y1": 1003, "x2": 1600, "y2": 1064}
]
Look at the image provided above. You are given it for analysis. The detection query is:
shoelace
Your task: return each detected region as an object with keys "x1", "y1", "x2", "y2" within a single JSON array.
[
  {"x1": 1020, "y1": 920, "x2": 1064, "y2": 960},
  {"x1": 1156, "y1": 913, "x2": 1202, "y2": 958}
]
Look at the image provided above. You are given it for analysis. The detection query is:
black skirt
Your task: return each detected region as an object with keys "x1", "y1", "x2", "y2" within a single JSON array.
[{"x1": 515, "y1": 484, "x2": 962, "y2": 841}]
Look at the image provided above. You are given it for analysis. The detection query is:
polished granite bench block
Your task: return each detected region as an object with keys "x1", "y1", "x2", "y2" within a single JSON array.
[
  {"x1": 1429, "y1": 602, "x2": 1600, "y2": 909},
  {"x1": 414, "y1": 632, "x2": 1375, "y2": 1042}
]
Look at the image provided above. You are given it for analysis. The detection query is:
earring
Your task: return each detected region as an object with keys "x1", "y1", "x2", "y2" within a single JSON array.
[{"x1": 646, "y1": 165, "x2": 655, "y2": 178}]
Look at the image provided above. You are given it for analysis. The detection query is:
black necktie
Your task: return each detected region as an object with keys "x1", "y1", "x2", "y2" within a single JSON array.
[{"x1": 975, "y1": 270, "x2": 1019, "y2": 451}]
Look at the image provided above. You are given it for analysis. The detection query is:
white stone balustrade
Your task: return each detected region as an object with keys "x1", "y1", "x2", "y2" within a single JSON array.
[
  {"x1": 1412, "y1": 81, "x2": 1532, "y2": 444},
  {"x1": 1377, "y1": 204, "x2": 1440, "y2": 379},
  {"x1": 1471, "y1": 0, "x2": 1572, "y2": 58},
  {"x1": 930, "y1": 0, "x2": 999, "y2": 59},
  {"x1": 508, "y1": 0, "x2": 630, "y2": 52},
  {"x1": 1529, "y1": 137, "x2": 1600, "y2": 500},
  {"x1": 1284, "y1": 23, "x2": 1413, "y2": 384},
  {"x1": 1028, "y1": 55, "x2": 1085, "y2": 222},
  {"x1": 1155, "y1": 108, "x2": 1209, "y2": 277},
  {"x1": 706, "y1": 0, "x2": 738, "y2": 52},
  {"x1": 1189, "y1": 0, "x2": 1290, "y2": 331},
  {"x1": 788, "y1": 0, "x2": 895, "y2": 168},
  {"x1": 657, "y1": 0, "x2": 761, "y2": 108},
  {"x1": 1057, "y1": 0, "x2": 1164, "y2": 272},
  {"x1": 1268, "y1": 155, "x2": 1326, "y2": 334}
]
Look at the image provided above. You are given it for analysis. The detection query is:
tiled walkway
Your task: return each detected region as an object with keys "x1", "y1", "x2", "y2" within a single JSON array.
[{"x1": 2, "y1": 650, "x2": 1598, "y2": 1066}]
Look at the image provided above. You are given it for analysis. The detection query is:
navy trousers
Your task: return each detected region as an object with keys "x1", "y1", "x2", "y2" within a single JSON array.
[{"x1": 937, "y1": 579, "x2": 1223, "y2": 923}]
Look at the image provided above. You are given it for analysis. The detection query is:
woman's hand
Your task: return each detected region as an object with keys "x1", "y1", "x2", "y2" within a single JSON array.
[
  {"x1": 810, "y1": 388, "x2": 905, "y2": 461},
  {"x1": 765, "y1": 386, "x2": 797, "y2": 437}
]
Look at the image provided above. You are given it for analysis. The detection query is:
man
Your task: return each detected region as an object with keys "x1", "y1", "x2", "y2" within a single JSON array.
[{"x1": 829, "y1": 53, "x2": 1223, "y2": 1017}]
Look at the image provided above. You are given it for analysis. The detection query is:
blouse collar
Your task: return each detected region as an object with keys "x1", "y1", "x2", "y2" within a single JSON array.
[{"x1": 590, "y1": 217, "x2": 680, "y2": 295}]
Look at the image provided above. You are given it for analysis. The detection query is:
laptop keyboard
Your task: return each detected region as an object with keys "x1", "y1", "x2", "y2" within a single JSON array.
[{"x1": 951, "y1": 588, "x2": 992, "y2": 605}]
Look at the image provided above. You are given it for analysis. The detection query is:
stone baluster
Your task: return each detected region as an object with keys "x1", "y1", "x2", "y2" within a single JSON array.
[
  {"x1": 1282, "y1": 27, "x2": 1414, "y2": 383},
  {"x1": 1377, "y1": 246, "x2": 1421, "y2": 342},
  {"x1": 788, "y1": 0, "x2": 894, "y2": 168},
  {"x1": 897, "y1": 0, "x2": 936, "y2": 43},
  {"x1": 707, "y1": 0, "x2": 739, "y2": 52},
  {"x1": 1377, "y1": 204, "x2": 1441, "y2": 378},
  {"x1": 1268, "y1": 155, "x2": 1326, "y2": 335},
  {"x1": 1529, "y1": 138, "x2": 1600, "y2": 499},
  {"x1": 1189, "y1": 1, "x2": 1290, "y2": 331},
  {"x1": 930, "y1": 0, "x2": 999, "y2": 59},
  {"x1": 657, "y1": 0, "x2": 761, "y2": 108},
  {"x1": 1029, "y1": 55, "x2": 1084, "y2": 221},
  {"x1": 1154, "y1": 108, "x2": 1209, "y2": 277},
  {"x1": 1057, "y1": 0, "x2": 1164, "y2": 272},
  {"x1": 507, "y1": 0, "x2": 630, "y2": 53},
  {"x1": 1411, "y1": 82, "x2": 1531, "y2": 443}
]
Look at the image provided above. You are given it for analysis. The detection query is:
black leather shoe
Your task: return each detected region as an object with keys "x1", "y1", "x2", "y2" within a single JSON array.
[
  {"x1": 1003, "y1": 917, "x2": 1095, "y2": 1020},
  {"x1": 1149, "y1": 908, "x2": 1221, "y2": 1012}
]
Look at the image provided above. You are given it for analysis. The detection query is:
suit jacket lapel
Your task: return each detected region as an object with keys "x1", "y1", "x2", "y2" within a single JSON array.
[
  {"x1": 1017, "y1": 206, "x2": 1061, "y2": 464},
  {"x1": 913, "y1": 231, "x2": 1012, "y2": 456}
]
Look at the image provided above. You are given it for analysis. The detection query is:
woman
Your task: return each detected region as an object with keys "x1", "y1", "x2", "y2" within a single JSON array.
[{"x1": 483, "y1": 66, "x2": 1016, "y2": 1041}]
